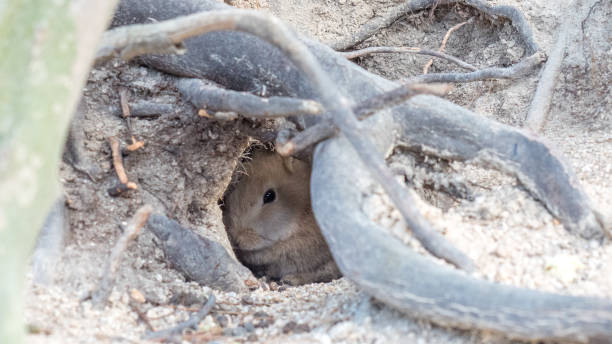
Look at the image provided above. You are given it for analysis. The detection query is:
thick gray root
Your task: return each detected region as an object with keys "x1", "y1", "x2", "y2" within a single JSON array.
[
  {"x1": 147, "y1": 214, "x2": 256, "y2": 292},
  {"x1": 312, "y1": 139, "x2": 612, "y2": 342},
  {"x1": 393, "y1": 95, "x2": 602, "y2": 240}
]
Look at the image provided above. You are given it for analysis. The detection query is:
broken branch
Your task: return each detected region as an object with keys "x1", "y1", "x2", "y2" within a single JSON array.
[
  {"x1": 108, "y1": 136, "x2": 138, "y2": 196},
  {"x1": 423, "y1": 18, "x2": 473, "y2": 74},
  {"x1": 277, "y1": 83, "x2": 451, "y2": 156},
  {"x1": 176, "y1": 78, "x2": 323, "y2": 118},
  {"x1": 91, "y1": 205, "x2": 153, "y2": 307},
  {"x1": 107, "y1": 101, "x2": 175, "y2": 118},
  {"x1": 276, "y1": 122, "x2": 336, "y2": 157},
  {"x1": 109, "y1": 136, "x2": 129, "y2": 184},
  {"x1": 119, "y1": 87, "x2": 131, "y2": 119},
  {"x1": 125, "y1": 137, "x2": 145, "y2": 152}
]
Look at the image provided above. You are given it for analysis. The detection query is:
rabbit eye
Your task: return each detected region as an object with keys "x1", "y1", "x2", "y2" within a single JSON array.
[{"x1": 263, "y1": 189, "x2": 276, "y2": 204}]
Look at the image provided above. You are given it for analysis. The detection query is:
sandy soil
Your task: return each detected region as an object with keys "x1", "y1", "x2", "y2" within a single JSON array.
[{"x1": 25, "y1": 0, "x2": 611, "y2": 343}]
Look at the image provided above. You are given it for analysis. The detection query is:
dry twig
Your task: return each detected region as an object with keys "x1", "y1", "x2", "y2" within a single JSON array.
[
  {"x1": 524, "y1": 1, "x2": 580, "y2": 133},
  {"x1": 423, "y1": 18, "x2": 473, "y2": 74},
  {"x1": 276, "y1": 83, "x2": 451, "y2": 156},
  {"x1": 107, "y1": 101, "x2": 175, "y2": 118},
  {"x1": 177, "y1": 78, "x2": 323, "y2": 118},
  {"x1": 119, "y1": 87, "x2": 132, "y2": 119},
  {"x1": 341, "y1": 46, "x2": 477, "y2": 71},
  {"x1": 329, "y1": 0, "x2": 540, "y2": 54},
  {"x1": 91, "y1": 205, "x2": 153, "y2": 306},
  {"x1": 276, "y1": 122, "x2": 335, "y2": 157},
  {"x1": 128, "y1": 299, "x2": 155, "y2": 332},
  {"x1": 108, "y1": 137, "x2": 138, "y2": 196},
  {"x1": 355, "y1": 83, "x2": 451, "y2": 120},
  {"x1": 125, "y1": 137, "x2": 145, "y2": 152},
  {"x1": 403, "y1": 50, "x2": 546, "y2": 83},
  {"x1": 329, "y1": 0, "x2": 455, "y2": 51},
  {"x1": 333, "y1": 0, "x2": 544, "y2": 85},
  {"x1": 109, "y1": 137, "x2": 130, "y2": 184},
  {"x1": 143, "y1": 293, "x2": 216, "y2": 342}
]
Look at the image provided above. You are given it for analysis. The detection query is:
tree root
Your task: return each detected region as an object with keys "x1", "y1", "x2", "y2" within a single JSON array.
[
  {"x1": 330, "y1": 0, "x2": 540, "y2": 54},
  {"x1": 176, "y1": 78, "x2": 323, "y2": 118},
  {"x1": 110, "y1": 0, "x2": 611, "y2": 341},
  {"x1": 341, "y1": 46, "x2": 477, "y2": 71},
  {"x1": 403, "y1": 50, "x2": 546, "y2": 84},
  {"x1": 312, "y1": 149, "x2": 612, "y2": 342},
  {"x1": 110, "y1": 0, "x2": 474, "y2": 271},
  {"x1": 331, "y1": 0, "x2": 547, "y2": 84},
  {"x1": 143, "y1": 293, "x2": 216, "y2": 341}
]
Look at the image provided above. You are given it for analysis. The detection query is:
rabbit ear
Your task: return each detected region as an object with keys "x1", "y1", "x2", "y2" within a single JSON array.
[{"x1": 282, "y1": 156, "x2": 296, "y2": 174}]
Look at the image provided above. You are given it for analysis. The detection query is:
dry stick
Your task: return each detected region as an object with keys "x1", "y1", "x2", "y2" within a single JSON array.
[
  {"x1": 98, "y1": 10, "x2": 473, "y2": 270},
  {"x1": 277, "y1": 83, "x2": 451, "y2": 156},
  {"x1": 524, "y1": 3, "x2": 575, "y2": 133},
  {"x1": 355, "y1": 83, "x2": 451, "y2": 120},
  {"x1": 180, "y1": 76, "x2": 448, "y2": 124},
  {"x1": 341, "y1": 46, "x2": 477, "y2": 71},
  {"x1": 107, "y1": 101, "x2": 175, "y2": 118},
  {"x1": 109, "y1": 137, "x2": 130, "y2": 184},
  {"x1": 119, "y1": 86, "x2": 134, "y2": 135},
  {"x1": 143, "y1": 293, "x2": 216, "y2": 341},
  {"x1": 411, "y1": 0, "x2": 546, "y2": 83},
  {"x1": 91, "y1": 205, "x2": 153, "y2": 307},
  {"x1": 108, "y1": 137, "x2": 138, "y2": 196},
  {"x1": 428, "y1": 0, "x2": 441, "y2": 20},
  {"x1": 176, "y1": 78, "x2": 323, "y2": 118},
  {"x1": 276, "y1": 122, "x2": 336, "y2": 157},
  {"x1": 403, "y1": 50, "x2": 546, "y2": 83},
  {"x1": 107, "y1": 183, "x2": 136, "y2": 197},
  {"x1": 423, "y1": 17, "x2": 473, "y2": 74}
]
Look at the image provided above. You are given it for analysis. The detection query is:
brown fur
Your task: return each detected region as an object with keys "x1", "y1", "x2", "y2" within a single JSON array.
[{"x1": 222, "y1": 149, "x2": 341, "y2": 285}]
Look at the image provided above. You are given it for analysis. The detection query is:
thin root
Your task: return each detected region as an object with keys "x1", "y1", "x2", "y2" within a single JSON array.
[
  {"x1": 143, "y1": 293, "x2": 216, "y2": 342},
  {"x1": 423, "y1": 17, "x2": 474, "y2": 74},
  {"x1": 91, "y1": 205, "x2": 153, "y2": 307}
]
